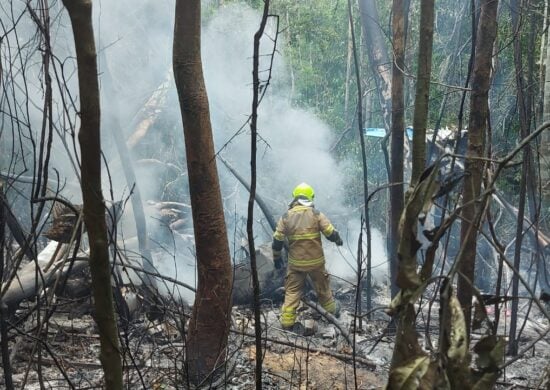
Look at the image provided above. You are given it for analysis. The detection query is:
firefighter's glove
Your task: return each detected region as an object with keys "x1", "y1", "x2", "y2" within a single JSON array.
[
  {"x1": 328, "y1": 231, "x2": 343, "y2": 246},
  {"x1": 274, "y1": 257, "x2": 284, "y2": 269}
]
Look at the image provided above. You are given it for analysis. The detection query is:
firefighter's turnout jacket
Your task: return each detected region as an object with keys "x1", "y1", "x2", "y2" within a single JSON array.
[{"x1": 272, "y1": 199, "x2": 342, "y2": 328}]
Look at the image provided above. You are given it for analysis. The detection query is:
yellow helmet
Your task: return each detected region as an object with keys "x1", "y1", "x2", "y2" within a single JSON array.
[{"x1": 292, "y1": 183, "x2": 315, "y2": 201}]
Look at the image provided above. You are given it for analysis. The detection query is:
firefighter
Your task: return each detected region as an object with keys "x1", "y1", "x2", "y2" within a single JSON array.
[{"x1": 272, "y1": 182, "x2": 343, "y2": 330}]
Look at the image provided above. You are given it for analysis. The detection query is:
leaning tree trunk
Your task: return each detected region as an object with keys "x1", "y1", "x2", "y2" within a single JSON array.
[
  {"x1": 172, "y1": 0, "x2": 233, "y2": 384},
  {"x1": 457, "y1": 0, "x2": 499, "y2": 339},
  {"x1": 61, "y1": 0, "x2": 123, "y2": 388}
]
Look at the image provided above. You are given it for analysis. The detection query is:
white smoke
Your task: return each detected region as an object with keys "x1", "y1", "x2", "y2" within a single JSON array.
[
  {"x1": 0, "y1": 1, "x2": 387, "y2": 304},
  {"x1": 201, "y1": 3, "x2": 387, "y2": 283}
]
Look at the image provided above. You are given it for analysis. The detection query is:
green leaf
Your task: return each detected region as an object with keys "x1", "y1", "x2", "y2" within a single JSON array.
[
  {"x1": 387, "y1": 355, "x2": 430, "y2": 390},
  {"x1": 447, "y1": 296, "x2": 468, "y2": 361}
]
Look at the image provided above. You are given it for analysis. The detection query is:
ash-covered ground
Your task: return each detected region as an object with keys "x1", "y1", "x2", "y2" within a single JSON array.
[{"x1": 4, "y1": 276, "x2": 549, "y2": 389}]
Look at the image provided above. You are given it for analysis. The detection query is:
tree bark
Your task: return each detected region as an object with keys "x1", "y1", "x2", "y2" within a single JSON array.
[
  {"x1": 172, "y1": 0, "x2": 233, "y2": 384},
  {"x1": 389, "y1": 0, "x2": 407, "y2": 298},
  {"x1": 61, "y1": 0, "x2": 123, "y2": 388},
  {"x1": 457, "y1": 0, "x2": 499, "y2": 339},
  {"x1": 411, "y1": 0, "x2": 435, "y2": 184}
]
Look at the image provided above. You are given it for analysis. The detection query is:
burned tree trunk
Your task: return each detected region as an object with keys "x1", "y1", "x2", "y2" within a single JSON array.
[
  {"x1": 61, "y1": 0, "x2": 123, "y2": 388},
  {"x1": 457, "y1": 0, "x2": 498, "y2": 338},
  {"x1": 172, "y1": 0, "x2": 233, "y2": 384}
]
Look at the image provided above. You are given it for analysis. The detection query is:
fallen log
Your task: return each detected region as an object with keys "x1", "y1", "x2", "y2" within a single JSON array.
[{"x1": 0, "y1": 241, "x2": 88, "y2": 312}]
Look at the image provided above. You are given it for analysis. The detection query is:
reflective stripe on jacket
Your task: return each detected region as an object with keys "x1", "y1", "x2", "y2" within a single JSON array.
[{"x1": 272, "y1": 204, "x2": 335, "y2": 267}]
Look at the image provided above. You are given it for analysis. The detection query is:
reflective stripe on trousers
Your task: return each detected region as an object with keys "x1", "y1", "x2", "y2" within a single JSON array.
[
  {"x1": 279, "y1": 264, "x2": 335, "y2": 327},
  {"x1": 280, "y1": 306, "x2": 296, "y2": 328}
]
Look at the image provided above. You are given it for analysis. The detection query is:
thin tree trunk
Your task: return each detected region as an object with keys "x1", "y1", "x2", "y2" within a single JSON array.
[
  {"x1": 428, "y1": 1, "x2": 468, "y2": 161},
  {"x1": 457, "y1": 0, "x2": 499, "y2": 339},
  {"x1": 0, "y1": 183, "x2": 14, "y2": 390},
  {"x1": 509, "y1": 0, "x2": 538, "y2": 355},
  {"x1": 389, "y1": 0, "x2": 407, "y2": 299},
  {"x1": 536, "y1": 0, "x2": 548, "y2": 124},
  {"x1": 285, "y1": 11, "x2": 296, "y2": 103},
  {"x1": 348, "y1": 0, "x2": 371, "y2": 328},
  {"x1": 344, "y1": 19, "x2": 353, "y2": 119},
  {"x1": 508, "y1": 137, "x2": 528, "y2": 356},
  {"x1": 173, "y1": 0, "x2": 233, "y2": 384},
  {"x1": 539, "y1": 0, "x2": 550, "y2": 198},
  {"x1": 456, "y1": 0, "x2": 479, "y2": 161},
  {"x1": 539, "y1": 0, "x2": 550, "y2": 298},
  {"x1": 524, "y1": 1, "x2": 538, "y2": 229},
  {"x1": 358, "y1": 0, "x2": 392, "y2": 130},
  {"x1": 248, "y1": 2, "x2": 270, "y2": 387},
  {"x1": 411, "y1": 0, "x2": 435, "y2": 184},
  {"x1": 100, "y1": 54, "x2": 156, "y2": 290},
  {"x1": 61, "y1": 0, "x2": 123, "y2": 388}
]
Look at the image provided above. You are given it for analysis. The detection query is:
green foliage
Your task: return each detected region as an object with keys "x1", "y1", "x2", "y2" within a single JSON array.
[{"x1": 270, "y1": 0, "x2": 349, "y2": 130}]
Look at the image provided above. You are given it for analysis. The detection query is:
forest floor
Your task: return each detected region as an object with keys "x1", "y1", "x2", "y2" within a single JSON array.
[{"x1": 5, "y1": 284, "x2": 549, "y2": 389}]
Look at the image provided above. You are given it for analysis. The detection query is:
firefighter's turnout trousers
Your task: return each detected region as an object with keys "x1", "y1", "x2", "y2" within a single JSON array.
[
  {"x1": 273, "y1": 203, "x2": 340, "y2": 328},
  {"x1": 280, "y1": 263, "x2": 337, "y2": 328}
]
